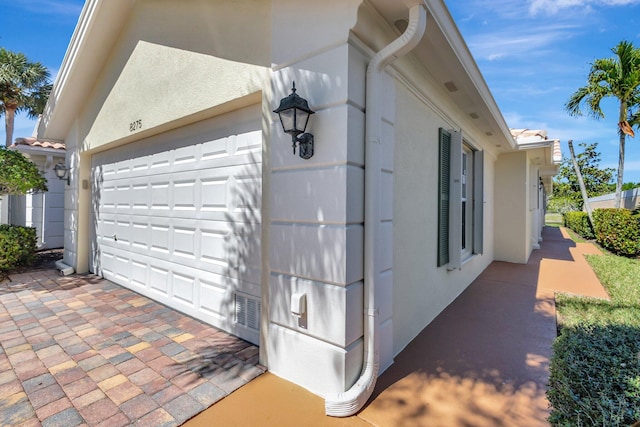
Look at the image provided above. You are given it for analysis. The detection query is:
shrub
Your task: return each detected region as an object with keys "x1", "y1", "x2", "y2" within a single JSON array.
[
  {"x1": 593, "y1": 209, "x2": 640, "y2": 257},
  {"x1": 563, "y1": 211, "x2": 595, "y2": 239},
  {"x1": 548, "y1": 324, "x2": 640, "y2": 426},
  {"x1": 0, "y1": 225, "x2": 37, "y2": 272}
]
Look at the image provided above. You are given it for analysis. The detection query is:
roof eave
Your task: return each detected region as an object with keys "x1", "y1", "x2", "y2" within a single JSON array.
[{"x1": 425, "y1": 0, "x2": 514, "y2": 149}]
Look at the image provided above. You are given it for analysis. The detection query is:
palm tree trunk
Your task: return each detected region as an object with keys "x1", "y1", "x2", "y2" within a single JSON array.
[
  {"x1": 615, "y1": 101, "x2": 627, "y2": 209},
  {"x1": 616, "y1": 135, "x2": 625, "y2": 209},
  {"x1": 568, "y1": 139, "x2": 594, "y2": 225},
  {"x1": 4, "y1": 107, "x2": 16, "y2": 147}
]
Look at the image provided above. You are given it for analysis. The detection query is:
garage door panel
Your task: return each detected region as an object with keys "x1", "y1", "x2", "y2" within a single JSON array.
[
  {"x1": 149, "y1": 265, "x2": 170, "y2": 295},
  {"x1": 91, "y1": 106, "x2": 261, "y2": 345},
  {"x1": 94, "y1": 168, "x2": 261, "y2": 221},
  {"x1": 93, "y1": 145, "x2": 261, "y2": 183},
  {"x1": 173, "y1": 272, "x2": 196, "y2": 306}
]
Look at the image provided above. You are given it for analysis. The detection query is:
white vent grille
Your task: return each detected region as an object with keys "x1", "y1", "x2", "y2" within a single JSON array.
[{"x1": 235, "y1": 293, "x2": 260, "y2": 331}]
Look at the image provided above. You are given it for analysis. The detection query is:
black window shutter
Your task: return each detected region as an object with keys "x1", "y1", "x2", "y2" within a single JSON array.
[{"x1": 438, "y1": 128, "x2": 451, "y2": 267}]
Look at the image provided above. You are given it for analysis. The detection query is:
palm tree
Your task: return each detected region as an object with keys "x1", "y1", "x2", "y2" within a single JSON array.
[
  {"x1": 0, "y1": 48, "x2": 51, "y2": 147},
  {"x1": 566, "y1": 40, "x2": 640, "y2": 208}
]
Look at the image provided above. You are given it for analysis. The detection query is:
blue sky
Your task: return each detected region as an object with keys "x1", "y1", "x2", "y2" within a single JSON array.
[
  {"x1": 2, "y1": 0, "x2": 640, "y2": 182},
  {"x1": 447, "y1": 0, "x2": 640, "y2": 183}
]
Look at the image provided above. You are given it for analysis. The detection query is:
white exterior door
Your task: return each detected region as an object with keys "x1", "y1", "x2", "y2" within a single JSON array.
[{"x1": 90, "y1": 106, "x2": 262, "y2": 344}]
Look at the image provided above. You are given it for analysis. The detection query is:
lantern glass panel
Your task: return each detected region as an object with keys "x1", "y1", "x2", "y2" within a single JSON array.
[
  {"x1": 54, "y1": 164, "x2": 67, "y2": 179},
  {"x1": 297, "y1": 109, "x2": 311, "y2": 133},
  {"x1": 278, "y1": 109, "x2": 296, "y2": 134}
]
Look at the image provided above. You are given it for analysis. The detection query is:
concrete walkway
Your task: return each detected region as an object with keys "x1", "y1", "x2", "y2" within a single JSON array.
[
  {"x1": 186, "y1": 227, "x2": 609, "y2": 426},
  {"x1": 0, "y1": 272, "x2": 264, "y2": 427}
]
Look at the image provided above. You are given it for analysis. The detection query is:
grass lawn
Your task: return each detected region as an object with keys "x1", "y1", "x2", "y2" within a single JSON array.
[
  {"x1": 545, "y1": 212, "x2": 563, "y2": 227},
  {"x1": 548, "y1": 251, "x2": 640, "y2": 426}
]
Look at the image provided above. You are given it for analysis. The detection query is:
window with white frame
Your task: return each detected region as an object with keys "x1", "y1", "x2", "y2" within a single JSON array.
[{"x1": 438, "y1": 128, "x2": 484, "y2": 269}]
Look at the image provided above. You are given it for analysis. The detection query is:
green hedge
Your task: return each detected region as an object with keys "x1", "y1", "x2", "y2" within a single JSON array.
[
  {"x1": 0, "y1": 225, "x2": 37, "y2": 272},
  {"x1": 593, "y1": 209, "x2": 640, "y2": 257},
  {"x1": 548, "y1": 324, "x2": 640, "y2": 426},
  {"x1": 563, "y1": 211, "x2": 595, "y2": 239}
]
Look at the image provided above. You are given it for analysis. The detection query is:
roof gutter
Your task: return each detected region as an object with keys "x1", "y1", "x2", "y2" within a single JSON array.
[{"x1": 324, "y1": 2, "x2": 427, "y2": 417}]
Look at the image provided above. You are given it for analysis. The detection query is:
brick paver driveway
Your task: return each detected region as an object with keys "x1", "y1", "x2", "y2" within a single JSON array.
[{"x1": 0, "y1": 269, "x2": 264, "y2": 427}]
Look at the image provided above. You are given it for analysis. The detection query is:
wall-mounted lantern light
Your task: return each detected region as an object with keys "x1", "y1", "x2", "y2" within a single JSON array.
[
  {"x1": 273, "y1": 81, "x2": 315, "y2": 159},
  {"x1": 53, "y1": 162, "x2": 70, "y2": 185}
]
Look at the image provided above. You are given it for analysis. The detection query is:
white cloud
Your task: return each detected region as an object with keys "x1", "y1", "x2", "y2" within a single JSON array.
[
  {"x1": 467, "y1": 24, "x2": 579, "y2": 61},
  {"x1": 529, "y1": 0, "x2": 640, "y2": 15}
]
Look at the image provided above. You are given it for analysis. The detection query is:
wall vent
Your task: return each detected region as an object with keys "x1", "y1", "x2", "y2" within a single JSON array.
[{"x1": 234, "y1": 293, "x2": 260, "y2": 331}]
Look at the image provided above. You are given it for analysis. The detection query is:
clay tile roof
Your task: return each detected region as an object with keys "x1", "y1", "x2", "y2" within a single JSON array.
[{"x1": 12, "y1": 136, "x2": 66, "y2": 151}]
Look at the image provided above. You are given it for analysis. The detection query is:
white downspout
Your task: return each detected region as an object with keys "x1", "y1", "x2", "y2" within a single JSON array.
[{"x1": 325, "y1": 3, "x2": 427, "y2": 417}]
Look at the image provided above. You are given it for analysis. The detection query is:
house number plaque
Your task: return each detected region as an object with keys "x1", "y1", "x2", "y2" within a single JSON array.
[{"x1": 129, "y1": 119, "x2": 142, "y2": 132}]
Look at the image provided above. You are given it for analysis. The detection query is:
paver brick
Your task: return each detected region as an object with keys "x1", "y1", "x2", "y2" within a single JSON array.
[
  {"x1": 104, "y1": 380, "x2": 143, "y2": 405},
  {"x1": 28, "y1": 383, "x2": 65, "y2": 409},
  {"x1": 188, "y1": 381, "x2": 227, "y2": 407},
  {"x1": 0, "y1": 378, "x2": 23, "y2": 397},
  {"x1": 115, "y1": 357, "x2": 145, "y2": 376},
  {"x1": 62, "y1": 376, "x2": 97, "y2": 400},
  {"x1": 53, "y1": 366, "x2": 86, "y2": 386},
  {"x1": 77, "y1": 354, "x2": 108, "y2": 371},
  {"x1": 71, "y1": 388, "x2": 105, "y2": 409},
  {"x1": 22, "y1": 373, "x2": 56, "y2": 394},
  {"x1": 15, "y1": 360, "x2": 48, "y2": 382},
  {"x1": 97, "y1": 373, "x2": 127, "y2": 391},
  {"x1": 171, "y1": 370, "x2": 206, "y2": 392},
  {"x1": 93, "y1": 411, "x2": 129, "y2": 427},
  {"x1": 163, "y1": 393, "x2": 204, "y2": 423},
  {"x1": 135, "y1": 407, "x2": 176, "y2": 427},
  {"x1": 128, "y1": 367, "x2": 161, "y2": 387},
  {"x1": 49, "y1": 360, "x2": 77, "y2": 375},
  {"x1": 0, "y1": 390, "x2": 29, "y2": 409},
  {"x1": 120, "y1": 393, "x2": 159, "y2": 420},
  {"x1": 135, "y1": 346, "x2": 163, "y2": 362},
  {"x1": 151, "y1": 384, "x2": 184, "y2": 406},
  {"x1": 35, "y1": 397, "x2": 73, "y2": 420},
  {"x1": 86, "y1": 363, "x2": 119, "y2": 383},
  {"x1": 0, "y1": 370, "x2": 18, "y2": 386},
  {"x1": 107, "y1": 351, "x2": 134, "y2": 365},
  {"x1": 0, "y1": 399, "x2": 35, "y2": 427},
  {"x1": 78, "y1": 397, "x2": 119, "y2": 425},
  {"x1": 41, "y1": 407, "x2": 84, "y2": 427},
  {"x1": 6, "y1": 343, "x2": 31, "y2": 355}
]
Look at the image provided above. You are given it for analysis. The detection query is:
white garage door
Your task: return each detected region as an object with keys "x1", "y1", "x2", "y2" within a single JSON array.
[{"x1": 90, "y1": 105, "x2": 262, "y2": 344}]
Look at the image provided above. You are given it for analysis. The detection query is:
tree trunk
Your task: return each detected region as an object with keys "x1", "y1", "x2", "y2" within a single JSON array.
[
  {"x1": 4, "y1": 106, "x2": 16, "y2": 147},
  {"x1": 615, "y1": 135, "x2": 625, "y2": 209},
  {"x1": 615, "y1": 102, "x2": 627, "y2": 209},
  {"x1": 568, "y1": 139, "x2": 594, "y2": 225}
]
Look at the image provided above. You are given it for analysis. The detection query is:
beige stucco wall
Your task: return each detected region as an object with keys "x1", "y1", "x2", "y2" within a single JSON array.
[
  {"x1": 392, "y1": 80, "x2": 495, "y2": 356},
  {"x1": 79, "y1": 0, "x2": 271, "y2": 154},
  {"x1": 494, "y1": 151, "x2": 530, "y2": 264}
]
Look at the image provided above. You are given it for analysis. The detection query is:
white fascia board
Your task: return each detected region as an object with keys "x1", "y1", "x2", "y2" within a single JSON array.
[
  {"x1": 424, "y1": 0, "x2": 514, "y2": 149},
  {"x1": 38, "y1": 0, "x2": 135, "y2": 141},
  {"x1": 517, "y1": 138, "x2": 562, "y2": 167}
]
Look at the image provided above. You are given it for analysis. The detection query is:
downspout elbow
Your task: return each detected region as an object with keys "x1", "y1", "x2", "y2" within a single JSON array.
[{"x1": 324, "y1": 3, "x2": 427, "y2": 417}]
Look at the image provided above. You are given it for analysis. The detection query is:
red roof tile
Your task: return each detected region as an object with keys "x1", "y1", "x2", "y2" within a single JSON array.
[{"x1": 12, "y1": 137, "x2": 66, "y2": 151}]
